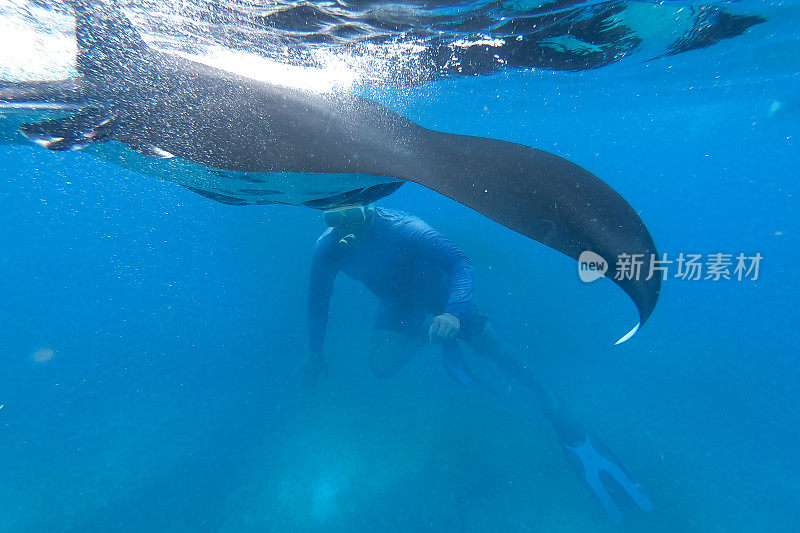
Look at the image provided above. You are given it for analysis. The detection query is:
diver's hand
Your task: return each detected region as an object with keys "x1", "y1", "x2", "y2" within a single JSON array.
[
  {"x1": 429, "y1": 313, "x2": 461, "y2": 342},
  {"x1": 299, "y1": 352, "x2": 329, "y2": 387}
]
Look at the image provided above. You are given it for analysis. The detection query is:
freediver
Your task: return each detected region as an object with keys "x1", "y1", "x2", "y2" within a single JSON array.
[{"x1": 299, "y1": 204, "x2": 653, "y2": 524}]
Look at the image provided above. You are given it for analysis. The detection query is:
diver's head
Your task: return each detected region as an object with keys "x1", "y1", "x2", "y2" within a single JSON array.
[{"x1": 324, "y1": 204, "x2": 375, "y2": 246}]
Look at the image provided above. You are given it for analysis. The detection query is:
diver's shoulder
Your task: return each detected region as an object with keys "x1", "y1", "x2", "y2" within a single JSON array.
[{"x1": 375, "y1": 207, "x2": 424, "y2": 226}]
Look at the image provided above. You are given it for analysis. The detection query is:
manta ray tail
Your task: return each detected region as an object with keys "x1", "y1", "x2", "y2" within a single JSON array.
[{"x1": 407, "y1": 130, "x2": 661, "y2": 339}]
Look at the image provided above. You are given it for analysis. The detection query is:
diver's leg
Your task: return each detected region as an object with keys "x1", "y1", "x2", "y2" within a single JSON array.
[
  {"x1": 368, "y1": 305, "x2": 428, "y2": 379},
  {"x1": 368, "y1": 329, "x2": 426, "y2": 379},
  {"x1": 465, "y1": 320, "x2": 653, "y2": 522},
  {"x1": 464, "y1": 321, "x2": 582, "y2": 442}
]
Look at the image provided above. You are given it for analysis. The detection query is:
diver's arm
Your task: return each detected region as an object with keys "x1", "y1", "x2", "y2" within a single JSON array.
[
  {"x1": 308, "y1": 254, "x2": 337, "y2": 356},
  {"x1": 301, "y1": 241, "x2": 338, "y2": 386},
  {"x1": 407, "y1": 222, "x2": 475, "y2": 317},
  {"x1": 308, "y1": 243, "x2": 338, "y2": 357},
  {"x1": 404, "y1": 220, "x2": 474, "y2": 341},
  {"x1": 442, "y1": 249, "x2": 474, "y2": 318}
]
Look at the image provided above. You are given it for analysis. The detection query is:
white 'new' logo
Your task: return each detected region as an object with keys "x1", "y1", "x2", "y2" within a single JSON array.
[{"x1": 578, "y1": 251, "x2": 608, "y2": 282}]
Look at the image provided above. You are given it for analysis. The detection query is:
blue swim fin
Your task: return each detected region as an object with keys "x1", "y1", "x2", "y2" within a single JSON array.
[{"x1": 562, "y1": 433, "x2": 654, "y2": 525}]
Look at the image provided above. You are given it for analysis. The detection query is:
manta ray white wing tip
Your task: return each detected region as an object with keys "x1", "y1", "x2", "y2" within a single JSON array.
[
  {"x1": 614, "y1": 322, "x2": 640, "y2": 345},
  {"x1": 30, "y1": 135, "x2": 63, "y2": 148},
  {"x1": 146, "y1": 145, "x2": 176, "y2": 159}
]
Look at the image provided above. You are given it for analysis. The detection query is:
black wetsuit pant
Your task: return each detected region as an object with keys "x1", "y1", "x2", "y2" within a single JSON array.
[{"x1": 368, "y1": 300, "x2": 486, "y2": 379}]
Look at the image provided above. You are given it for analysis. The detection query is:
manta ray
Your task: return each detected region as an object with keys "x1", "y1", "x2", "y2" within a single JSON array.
[{"x1": 0, "y1": 0, "x2": 660, "y2": 342}]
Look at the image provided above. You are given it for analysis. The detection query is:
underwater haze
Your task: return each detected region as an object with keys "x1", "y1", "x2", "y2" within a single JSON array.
[{"x1": 1, "y1": 0, "x2": 798, "y2": 531}]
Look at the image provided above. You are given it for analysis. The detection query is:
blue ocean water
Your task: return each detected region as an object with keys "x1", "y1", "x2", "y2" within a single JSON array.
[{"x1": 1, "y1": 1, "x2": 798, "y2": 531}]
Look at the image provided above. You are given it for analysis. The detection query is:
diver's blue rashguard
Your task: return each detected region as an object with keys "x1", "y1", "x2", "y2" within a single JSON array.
[{"x1": 308, "y1": 208, "x2": 474, "y2": 355}]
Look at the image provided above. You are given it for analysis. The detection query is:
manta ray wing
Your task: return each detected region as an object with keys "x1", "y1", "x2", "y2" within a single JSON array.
[{"x1": 0, "y1": 0, "x2": 659, "y2": 339}]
